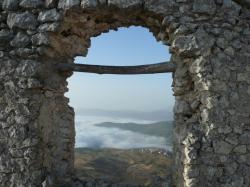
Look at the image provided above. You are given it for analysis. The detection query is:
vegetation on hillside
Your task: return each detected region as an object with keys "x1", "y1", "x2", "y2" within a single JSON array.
[
  {"x1": 95, "y1": 121, "x2": 173, "y2": 145},
  {"x1": 75, "y1": 148, "x2": 172, "y2": 185}
]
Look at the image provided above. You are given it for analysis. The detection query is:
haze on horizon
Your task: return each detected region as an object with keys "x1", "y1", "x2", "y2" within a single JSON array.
[{"x1": 66, "y1": 26, "x2": 174, "y2": 116}]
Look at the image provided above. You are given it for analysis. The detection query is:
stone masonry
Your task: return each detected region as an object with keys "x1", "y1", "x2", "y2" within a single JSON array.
[{"x1": 0, "y1": 0, "x2": 250, "y2": 186}]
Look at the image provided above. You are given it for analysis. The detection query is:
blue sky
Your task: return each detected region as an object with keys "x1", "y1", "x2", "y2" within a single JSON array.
[{"x1": 66, "y1": 26, "x2": 174, "y2": 112}]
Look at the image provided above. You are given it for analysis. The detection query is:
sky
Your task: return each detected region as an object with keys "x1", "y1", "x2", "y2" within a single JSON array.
[{"x1": 66, "y1": 26, "x2": 174, "y2": 112}]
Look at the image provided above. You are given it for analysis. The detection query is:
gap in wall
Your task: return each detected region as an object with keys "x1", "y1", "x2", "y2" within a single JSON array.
[{"x1": 66, "y1": 26, "x2": 174, "y2": 185}]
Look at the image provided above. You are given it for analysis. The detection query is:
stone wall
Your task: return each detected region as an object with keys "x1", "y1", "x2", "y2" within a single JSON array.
[{"x1": 0, "y1": 0, "x2": 250, "y2": 187}]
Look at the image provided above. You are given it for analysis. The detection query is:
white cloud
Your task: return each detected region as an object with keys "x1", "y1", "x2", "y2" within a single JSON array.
[{"x1": 75, "y1": 116, "x2": 171, "y2": 151}]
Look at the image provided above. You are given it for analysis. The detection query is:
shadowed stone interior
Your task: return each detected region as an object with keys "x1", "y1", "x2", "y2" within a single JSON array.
[{"x1": 0, "y1": 0, "x2": 250, "y2": 187}]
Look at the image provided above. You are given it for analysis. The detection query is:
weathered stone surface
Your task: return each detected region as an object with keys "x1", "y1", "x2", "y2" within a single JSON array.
[
  {"x1": 19, "y1": 0, "x2": 44, "y2": 8},
  {"x1": 0, "y1": 51, "x2": 4, "y2": 57},
  {"x1": 218, "y1": 125, "x2": 232, "y2": 134},
  {"x1": 11, "y1": 47, "x2": 36, "y2": 58},
  {"x1": 58, "y1": 0, "x2": 80, "y2": 9},
  {"x1": 81, "y1": 0, "x2": 98, "y2": 8},
  {"x1": 10, "y1": 32, "x2": 30, "y2": 48},
  {"x1": 31, "y1": 33, "x2": 50, "y2": 46},
  {"x1": 213, "y1": 140, "x2": 233, "y2": 154},
  {"x1": 174, "y1": 100, "x2": 191, "y2": 115},
  {"x1": 225, "y1": 135, "x2": 239, "y2": 145},
  {"x1": 15, "y1": 60, "x2": 41, "y2": 77},
  {"x1": 145, "y1": 0, "x2": 176, "y2": 14},
  {"x1": 0, "y1": 1, "x2": 250, "y2": 187},
  {"x1": 234, "y1": 145, "x2": 247, "y2": 153},
  {"x1": 239, "y1": 131, "x2": 250, "y2": 144},
  {"x1": 38, "y1": 9, "x2": 61, "y2": 23},
  {"x1": 0, "y1": 29, "x2": 13, "y2": 46},
  {"x1": 193, "y1": 0, "x2": 216, "y2": 14},
  {"x1": 172, "y1": 35, "x2": 199, "y2": 57},
  {"x1": 0, "y1": 0, "x2": 3, "y2": 9},
  {"x1": 108, "y1": 0, "x2": 142, "y2": 9},
  {"x1": 45, "y1": 0, "x2": 58, "y2": 8},
  {"x1": 7, "y1": 12, "x2": 38, "y2": 30},
  {"x1": 2, "y1": 0, "x2": 19, "y2": 10},
  {"x1": 189, "y1": 57, "x2": 206, "y2": 74},
  {"x1": 38, "y1": 22, "x2": 61, "y2": 32}
]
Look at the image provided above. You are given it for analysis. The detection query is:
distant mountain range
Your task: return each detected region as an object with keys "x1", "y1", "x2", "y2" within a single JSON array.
[{"x1": 75, "y1": 108, "x2": 173, "y2": 121}]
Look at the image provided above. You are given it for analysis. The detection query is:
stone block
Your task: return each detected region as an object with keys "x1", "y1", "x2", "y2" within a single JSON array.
[
  {"x1": 108, "y1": 0, "x2": 142, "y2": 9},
  {"x1": 19, "y1": 0, "x2": 44, "y2": 8},
  {"x1": 81, "y1": 0, "x2": 98, "y2": 8},
  {"x1": 193, "y1": 0, "x2": 216, "y2": 14},
  {"x1": 38, "y1": 9, "x2": 62, "y2": 23},
  {"x1": 2, "y1": 0, "x2": 20, "y2": 10},
  {"x1": 213, "y1": 140, "x2": 233, "y2": 154},
  {"x1": 10, "y1": 32, "x2": 31, "y2": 48},
  {"x1": 31, "y1": 33, "x2": 50, "y2": 46},
  {"x1": 58, "y1": 0, "x2": 80, "y2": 9},
  {"x1": 7, "y1": 12, "x2": 38, "y2": 30}
]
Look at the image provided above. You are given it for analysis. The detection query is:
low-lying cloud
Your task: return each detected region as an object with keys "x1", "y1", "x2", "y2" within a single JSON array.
[{"x1": 75, "y1": 116, "x2": 171, "y2": 151}]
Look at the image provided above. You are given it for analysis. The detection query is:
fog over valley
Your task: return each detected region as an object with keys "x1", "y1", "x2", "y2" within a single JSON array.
[{"x1": 75, "y1": 115, "x2": 173, "y2": 151}]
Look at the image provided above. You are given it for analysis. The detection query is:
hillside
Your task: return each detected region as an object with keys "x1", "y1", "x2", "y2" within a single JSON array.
[
  {"x1": 74, "y1": 148, "x2": 173, "y2": 186},
  {"x1": 95, "y1": 121, "x2": 173, "y2": 145}
]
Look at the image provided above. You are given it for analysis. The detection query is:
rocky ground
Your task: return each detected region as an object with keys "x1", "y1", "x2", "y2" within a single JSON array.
[{"x1": 73, "y1": 148, "x2": 173, "y2": 187}]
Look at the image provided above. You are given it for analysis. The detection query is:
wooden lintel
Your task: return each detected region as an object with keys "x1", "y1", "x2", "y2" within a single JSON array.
[{"x1": 56, "y1": 62, "x2": 175, "y2": 75}]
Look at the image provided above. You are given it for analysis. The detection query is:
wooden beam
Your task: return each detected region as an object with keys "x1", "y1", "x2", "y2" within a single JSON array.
[{"x1": 56, "y1": 62, "x2": 175, "y2": 75}]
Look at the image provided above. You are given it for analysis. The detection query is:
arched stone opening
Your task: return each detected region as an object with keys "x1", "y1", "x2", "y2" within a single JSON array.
[
  {"x1": 67, "y1": 25, "x2": 175, "y2": 186},
  {"x1": 1, "y1": 1, "x2": 250, "y2": 187},
  {"x1": 47, "y1": 6, "x2": 179, "y2": 186},
  {"x1": 35, "y1": 5, "x2": 198, "y2": 186},
  {"x1": 38, "y1": 4, "x2": 204, "y2": 186}
]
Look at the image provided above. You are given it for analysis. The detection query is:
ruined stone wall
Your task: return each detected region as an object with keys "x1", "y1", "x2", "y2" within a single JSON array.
[{"x1": 0, "y1": 0, "x2": 250, "y2": 187}]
